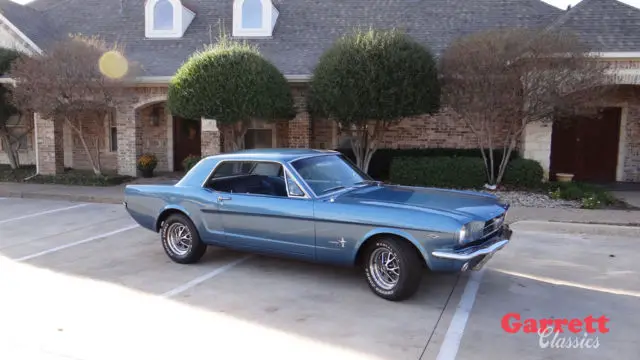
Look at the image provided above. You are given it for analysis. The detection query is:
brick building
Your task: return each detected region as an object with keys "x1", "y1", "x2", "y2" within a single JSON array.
[{"x1": 0, "y1": 0, "x2": 639, "y2": 182}]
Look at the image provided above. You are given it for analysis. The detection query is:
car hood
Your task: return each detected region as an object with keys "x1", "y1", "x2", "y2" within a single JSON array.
[{"x1": 332, "y1": 184, "x2": 508, "y2": 222}]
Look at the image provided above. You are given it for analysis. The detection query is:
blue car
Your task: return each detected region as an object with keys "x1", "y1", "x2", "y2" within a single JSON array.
[{"x1": 124, "y1": 149, "x2": 512, "y2": 301}]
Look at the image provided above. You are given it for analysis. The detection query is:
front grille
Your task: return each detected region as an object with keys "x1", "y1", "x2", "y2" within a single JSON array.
[{"x1": 482, "y1": 214, "x2": 505, "y2": 238}]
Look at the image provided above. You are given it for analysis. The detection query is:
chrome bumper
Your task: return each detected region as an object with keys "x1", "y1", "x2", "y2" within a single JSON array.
[{"x1": 431, "y1": 225, "x2": 512, "y2": 269}]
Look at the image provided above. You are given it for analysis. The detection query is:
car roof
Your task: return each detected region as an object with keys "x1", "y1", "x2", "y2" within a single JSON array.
[{"x1": 205, "y1": 148, "x2": 340, "y2": 162}]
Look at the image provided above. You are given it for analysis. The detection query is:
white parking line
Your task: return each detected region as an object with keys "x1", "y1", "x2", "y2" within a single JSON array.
[
  {"x1": 436, "y1": 268, "x2": 486, "y2": 360},
  {"x1": 162, "y1": 255, "x2": 253, "y2": 298},
  {"x1": 16, "y1": 224, "x2": 140, "y2": 261},
  {"x1": 0, "y1": 204, "x2": 90, "y2": 225}
]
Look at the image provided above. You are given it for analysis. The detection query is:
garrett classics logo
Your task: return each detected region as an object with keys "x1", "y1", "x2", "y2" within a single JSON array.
[{"x1": 501, "y1": 313, "x2": 610, "y2": 349}]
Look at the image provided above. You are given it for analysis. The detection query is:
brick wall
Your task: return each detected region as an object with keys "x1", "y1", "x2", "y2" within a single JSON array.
[
  {"x1": 288, "y1": 86, "x2": 311, "y2": 148},
  {"x1": 312, "y1": 119, "x2": 334, "y2": 149},
  {"x1": 311, "y1": 109, "x2": 512, "y2": 152},
  {"x1": 35, "y1": 114, "x2": 64, "y2": 175},
  {"x1": 68, "y1": 112, "x2": 117, "y2": 172},
  {"x1": 115, "y1": 87, "x2": 169, "y2": 176},
  {"x1": 138, "y1": 104, "x2": 170, "y2": 171},
  {"x1": 201, "y1": 119, "x2": 221, "y2": 157}
]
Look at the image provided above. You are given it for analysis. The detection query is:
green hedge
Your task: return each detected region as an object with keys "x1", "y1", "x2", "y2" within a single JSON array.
[
  {"x1": 389, "y1": 156, "x2": 487, "y2": 189},
  {"x1": 502, "y1": 158, "x2": 544, "y2": 189},
  {"x1": 338, "y1": 147, "x2": 518, "y2": 180}
]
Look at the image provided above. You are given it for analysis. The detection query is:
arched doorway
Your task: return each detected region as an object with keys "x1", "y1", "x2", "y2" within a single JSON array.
[{"x1": 173, "y1": 115, "x2": 201, "y2": 171}]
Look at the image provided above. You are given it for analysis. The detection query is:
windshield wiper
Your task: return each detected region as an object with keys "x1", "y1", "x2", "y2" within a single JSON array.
[
  {"x1": 320, "y1": 185, "x2": 347, "y2": 194},
  {"x1": 354, "y1": 180, "x2": 382, "y2": 186}
]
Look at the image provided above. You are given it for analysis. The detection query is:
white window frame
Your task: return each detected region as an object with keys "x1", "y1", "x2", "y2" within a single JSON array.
[
  {"x1": 232, "y1": 0, "x2": 279, "y2": 38},
  {"x1": 145, "y1": 0, "x2": 195, "y2": 39}
]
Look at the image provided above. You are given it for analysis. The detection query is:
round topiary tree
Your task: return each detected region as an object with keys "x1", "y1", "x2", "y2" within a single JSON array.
[
  {"x1": 167, "y1": 36, "x2": 295, "y2": 151},
  {"x1": 309, "y1": 28, "x2": 441, "y2": 172}
]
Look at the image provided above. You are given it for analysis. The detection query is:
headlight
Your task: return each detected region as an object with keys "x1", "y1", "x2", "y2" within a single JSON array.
[
  {"x1": 457, "y1": 225, "x2": 468, "y2": 244},
  {"x1": 457, "y1": 221, "x2": 485, "y2": 245}
]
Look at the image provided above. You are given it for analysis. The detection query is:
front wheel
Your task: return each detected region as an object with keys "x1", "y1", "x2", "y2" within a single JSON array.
[
  {"x1": 363, "y1": 237, "x2": 423, "y2": 301},
  {"x1": 160, "y1": 213, "x2": 207, "y2": 264}
]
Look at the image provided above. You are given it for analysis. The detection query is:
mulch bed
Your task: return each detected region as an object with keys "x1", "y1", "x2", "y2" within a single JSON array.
[{"x1": 0, "y1": 165, "x2": 133, "y2": 186}]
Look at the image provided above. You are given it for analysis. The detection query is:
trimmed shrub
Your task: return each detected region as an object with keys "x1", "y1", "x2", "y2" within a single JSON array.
[
  {"x1": 308, "y1": 28, "x2": 440, "y2": 172},
  {"x1": 167, "y1": 35, "x2": 295, "y2": 150},
  {"x1": 182, "y1": 155, "x2": 201, "y2": 172},
  {"x1": 502, "y1": 158, "x2": 544, "y2": 189},
  {"x1": 389, "y1": 156, "x2": 487, "y2": 189},
  {"x1": 547, "y1": 182, "x2": 616, "y2": 209},
  {"x1": 338, "y1": 147, "x2": 519, "y2": 181}
]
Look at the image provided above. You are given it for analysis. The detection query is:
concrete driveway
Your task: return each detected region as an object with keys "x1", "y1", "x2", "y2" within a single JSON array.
[
  {"x1": 0, "y1": 198, "x2": 638, "y2": 360},
  {"x1": 424, "y1": 221, "x2": 640, "y2": 360},
  {"x1": 0, "y1": 197, "x2": 457, "y2": 360}
]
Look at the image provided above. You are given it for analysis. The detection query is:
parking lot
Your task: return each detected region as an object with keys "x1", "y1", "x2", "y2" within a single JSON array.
[{"x1": 0, "y1": 197, "x2": 638, "y2": 360}]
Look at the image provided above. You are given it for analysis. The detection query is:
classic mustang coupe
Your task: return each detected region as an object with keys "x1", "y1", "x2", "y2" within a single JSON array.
[{"x1": 124, "y1": 149, "x2": 512, "y2": 301}]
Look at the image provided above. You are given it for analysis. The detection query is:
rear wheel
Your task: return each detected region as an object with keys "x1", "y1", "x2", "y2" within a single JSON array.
[
  {"x1": 160, "y1": 213, "x2": 207, "y2": 264},
  {"x1": 363, "y1": 237, "x2": 423, "y2": 301}
]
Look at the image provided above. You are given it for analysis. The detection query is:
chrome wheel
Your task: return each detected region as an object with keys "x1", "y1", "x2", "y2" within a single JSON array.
[
  {"x1": 368, "y1": 247, "x2": 401, "y2": 290},
  {"x1": 166, "y1": 223, "x2": 192, "y2": 256}
]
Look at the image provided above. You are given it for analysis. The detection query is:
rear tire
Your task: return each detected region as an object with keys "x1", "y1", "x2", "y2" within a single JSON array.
[
  {"x1": 363, "y1": 237, "x2": 423, "y2": 301},
  {"x1": 160, "y1": 213, "x2": 207, "y2": 264}
]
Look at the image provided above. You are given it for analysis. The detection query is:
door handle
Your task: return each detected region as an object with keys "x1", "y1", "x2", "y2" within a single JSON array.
[{"x1": 218, "y1": 195, "x2": 232, "y2": 202}]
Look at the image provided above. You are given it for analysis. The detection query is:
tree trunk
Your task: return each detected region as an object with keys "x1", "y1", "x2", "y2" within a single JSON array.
[
  {"x1": 65, "y1": 118, "x2": 102, "y2": 175},
  {"x1": 349, "y1": 122, "x2": 381, "y2": 174},
  {"x1": 224, "y1": 121, "x2": 248, "y2": 152},
  {"x1": 0, "y1": 131, "x2": 19, "y2": 170}
]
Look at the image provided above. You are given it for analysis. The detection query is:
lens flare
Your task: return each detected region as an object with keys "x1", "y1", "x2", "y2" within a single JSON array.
[{"x1": 99, "y1": 51, "x2": 129, "y2": 79}]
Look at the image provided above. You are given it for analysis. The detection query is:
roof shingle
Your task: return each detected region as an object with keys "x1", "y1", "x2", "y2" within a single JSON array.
[{"x1": 7, "y1": 0, "x2": 640, "y2": 77}]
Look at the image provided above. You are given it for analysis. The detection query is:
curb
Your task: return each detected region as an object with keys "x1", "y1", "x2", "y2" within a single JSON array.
[{"x1": 0, "y1": 191, "x2": 122, "y2": 205}]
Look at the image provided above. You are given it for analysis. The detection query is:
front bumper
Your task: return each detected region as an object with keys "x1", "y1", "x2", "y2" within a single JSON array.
[{"x1": 431, "y1": 225, "x2": 513, "y2": 271}]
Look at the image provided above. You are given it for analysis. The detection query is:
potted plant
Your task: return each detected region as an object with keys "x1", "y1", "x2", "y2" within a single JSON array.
[
  {"x1": 137, "y1": 153, "x2": 158, "y2": 178},
  {"x1": 555, "y1": 173, "x2": 574, "y2": 183}
]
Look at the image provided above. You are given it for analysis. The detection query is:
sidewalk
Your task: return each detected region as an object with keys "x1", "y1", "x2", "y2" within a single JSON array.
[
  {"x1": 0, "y1": 182, "x2": 125, "y2": 204},
  {"x1": 0, "y1": 182, "x2": 638, "y2": 225}
]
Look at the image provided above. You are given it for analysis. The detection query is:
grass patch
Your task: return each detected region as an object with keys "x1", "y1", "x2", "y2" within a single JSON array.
[{"x1": 0, "y1": 165, "x2": 133, "y2": 186}]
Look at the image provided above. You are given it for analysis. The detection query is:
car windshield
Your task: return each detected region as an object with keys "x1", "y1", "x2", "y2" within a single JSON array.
[{"x1": 291, "y1": 154, "x2": 374, "y2": 195}]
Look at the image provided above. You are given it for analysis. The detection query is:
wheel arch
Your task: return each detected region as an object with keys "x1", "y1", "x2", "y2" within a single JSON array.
[
  {"x1": 353, "y1": 229, "x2": 431, "y2": 269},
  {"x1": 155, "y1": 206, "x2": 191, "y2": 232}
]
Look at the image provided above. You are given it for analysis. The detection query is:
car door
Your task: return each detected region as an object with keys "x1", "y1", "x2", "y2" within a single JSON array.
[{"x1": 214, "y1": 161, "x2": 316, "y2": 259}]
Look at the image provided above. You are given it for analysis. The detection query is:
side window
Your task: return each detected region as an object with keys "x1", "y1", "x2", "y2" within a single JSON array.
[
  {"x1": 207, "y1": 160, "x2": 291, "y2": 198},
  {"x1": 250, "y1": 162, "x2": 281, "y2": 177},
  {"x1": 286, "y1": 171, "x2": 305, "y2": 197},
  {"x1": 211, "y1": 161, "x2": 251, "y2": 178}
]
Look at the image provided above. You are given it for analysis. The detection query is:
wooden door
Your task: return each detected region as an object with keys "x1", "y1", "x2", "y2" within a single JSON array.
[
  {"x1": 550, "y1": 107, "x2": 621, "y2": 183},
  {"x1": 173, "y1": 116, "x2": 201, "y2": 171}
]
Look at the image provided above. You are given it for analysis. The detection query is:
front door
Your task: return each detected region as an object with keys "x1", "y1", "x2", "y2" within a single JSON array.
[
  {"x1": 173, "y1": 116, "x2": 201, "y2": 171},
  {"x1": 218, "y1": 194, "x2": 315, "y2": 259},
  {"x1": 550, "y1": 107, "x2": 621, "y2": 183},
  {"x1": 204, "y1": 160, "x2": 316, "y2": 259}
]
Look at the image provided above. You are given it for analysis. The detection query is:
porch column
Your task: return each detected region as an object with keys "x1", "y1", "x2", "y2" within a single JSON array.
[
  {"x1": 288, "y1": 87, "x2": 311, "y2": 148},
  {"x1": 35, "y1": 113, "x2": 64, "y2": 175},
  {"x1": 116, "y1": 104, "x2": 142, "y2": 177},
  {"x1": 521, "y1": 121, "x2": 552, "y2": 180},
  {"x1": 201, "y1": 118, "x2": 221, "y2": 157}
]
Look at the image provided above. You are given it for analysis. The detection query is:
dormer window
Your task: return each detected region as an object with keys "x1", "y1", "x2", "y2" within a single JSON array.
[
  {"x1": 153, "y1": 0, "x2": 174, "y2": 30},
  {"x1": 145, "y1": 0, "x2": 195, "y2": 39},
  {"x1": 233, "y1": 0, "x2": 279, "y2": 37}
]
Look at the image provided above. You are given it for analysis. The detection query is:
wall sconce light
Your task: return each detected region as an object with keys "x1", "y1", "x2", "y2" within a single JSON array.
[{"x1": 150, "y1": 106, "x2": 161, "y2": 126}]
